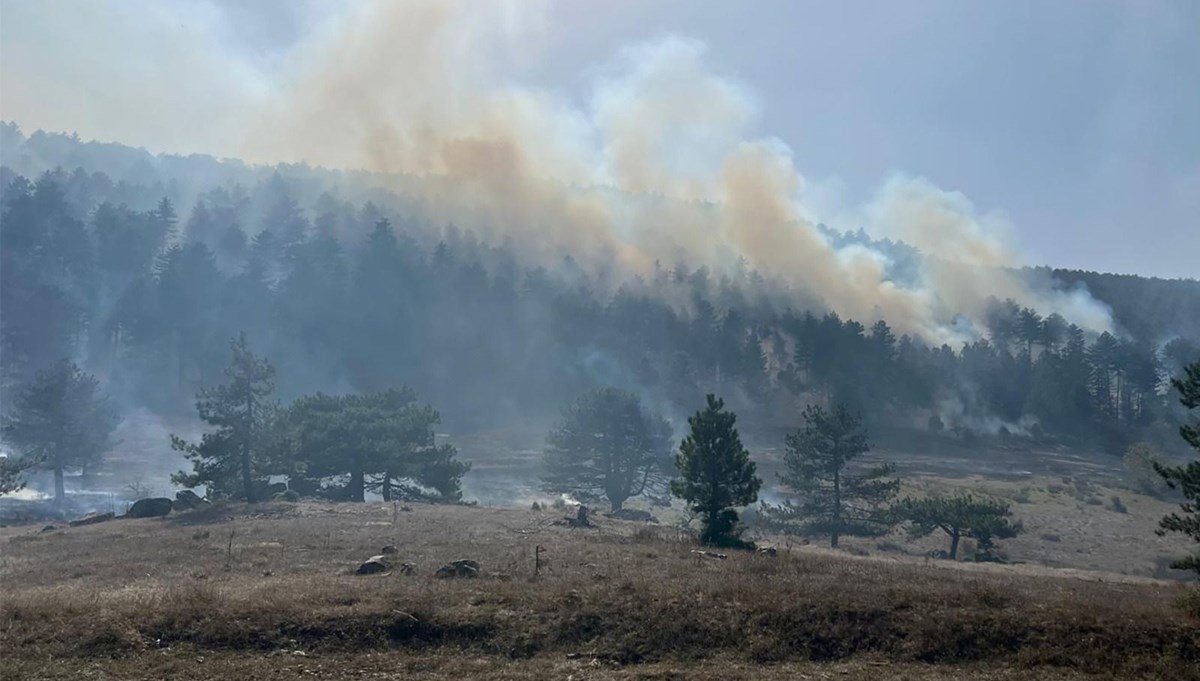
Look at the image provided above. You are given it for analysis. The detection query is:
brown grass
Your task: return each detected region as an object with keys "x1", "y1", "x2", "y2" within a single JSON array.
[{"x1": 2, "y1": 501, "x2": 1198, "y2": 680}]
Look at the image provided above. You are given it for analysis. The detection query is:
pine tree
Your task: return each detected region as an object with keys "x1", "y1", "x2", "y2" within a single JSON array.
[
  {"x1": 279, "y1": 388, "x2": 468, "y2": 502},
  {"x1": 894, "y1": 493, "x2": 1022, "y2": 560},
  {"x1": 171, "y1": 333, "x2": 276, "y2": 502},
  {"x1": 768, "y1": 404, "x2": 898, "y2": 547},
  {"x1": 2, "y1": 360, "x2": 118, "y2": 505},
  {"x1": 671, "y1": 394, "x2": 761, "y2": 547},
  {"x1": 542, "y1": 388, "x2": 673, "y2": 511},
  {"x1": 1155, "y1": 359, "x2": 1200, "y2": 574}
]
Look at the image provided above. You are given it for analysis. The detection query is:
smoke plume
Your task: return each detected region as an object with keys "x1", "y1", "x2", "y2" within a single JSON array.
[{"x1": 6, "y1": 0, "x2": 1114, "y2": 342}]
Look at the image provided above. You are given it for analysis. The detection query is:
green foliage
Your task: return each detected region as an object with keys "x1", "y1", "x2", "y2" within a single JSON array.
[
  {"x1": 1123, "y1": 442, "x2": 1169, "y2": 497},
  {"x1": 2, "y1": 360, "x2": 118, "y2": 504},
  {"x1": 279, "y1": 387, "x2": 469, "y2": 502},
  {"x1": 542, "y1": 388, "x2": 672, "y2": 511},
  {"x1": 766, "y1": 404, "x2": 898, "y2": 547},
  {"x1": 1155, "y1": 359, "x2": 1200, "y2": 575},
  {"x1": 894, "y1": 493, "x2": 1023, "y2": 560},
  {"x1": 171, "y1": 333, "x2": 277, "y2": 502},
  {"x1": 671, "y1": 394, "x2": 761, "y2": 547},
  {"x1": 0, "y1": 453, "x2": 35, "y2": 494}
]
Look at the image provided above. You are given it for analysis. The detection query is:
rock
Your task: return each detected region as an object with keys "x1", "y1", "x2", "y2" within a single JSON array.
[
  {"x1": 173, "y1": 490, "x2": 208, "y2": 511},
  {"x1": 69, "y1": 512, "x2": 114, "y2": 527},
  {"x1": 381, "y1": 544, "x2": 398, "y2": 554},
  {"x1": 606, "y1": 508, "x2": 659, "y2": 523},
  {"x1": 127, "y1": 497, "x2": 173, "y2": 518},
  {"x1": 435, "y1": 559, "x2": 480, "y2": 578},
  {"x1": 757, "y1": 547, "x2": 778, "y2": 557},
  {"x1": 356, "y1": 555, "x2": 392, "y2": 575}
]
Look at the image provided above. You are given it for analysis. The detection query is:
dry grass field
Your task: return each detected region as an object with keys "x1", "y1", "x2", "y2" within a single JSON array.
[{"x1": 2, "y1": 500, "x2": 1197, "y2": 680}]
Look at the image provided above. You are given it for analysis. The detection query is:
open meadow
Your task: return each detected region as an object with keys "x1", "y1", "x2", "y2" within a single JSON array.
[{"x1": 2, "y1": 500, "x2": 1197, "y2": 680}]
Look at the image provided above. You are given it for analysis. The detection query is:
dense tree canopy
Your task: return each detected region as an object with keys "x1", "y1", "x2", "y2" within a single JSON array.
[{"x1": 1, "y1": 127, "x2": 1198, "y2": 485}]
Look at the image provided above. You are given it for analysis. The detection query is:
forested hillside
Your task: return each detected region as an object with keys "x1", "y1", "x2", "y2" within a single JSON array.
[{"x1": 2, "y1": 124, "x2": 1197, "y2": 455}]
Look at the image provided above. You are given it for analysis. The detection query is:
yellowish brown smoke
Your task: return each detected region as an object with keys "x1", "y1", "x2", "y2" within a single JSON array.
[{"x1": 244, "y1": 0, "x2": 1110, "y2": 343}]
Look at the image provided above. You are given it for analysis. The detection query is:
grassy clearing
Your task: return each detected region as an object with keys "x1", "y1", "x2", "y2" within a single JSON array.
[{"x1": 2, "y1": 501, "x2": 1197, "y2": 679}]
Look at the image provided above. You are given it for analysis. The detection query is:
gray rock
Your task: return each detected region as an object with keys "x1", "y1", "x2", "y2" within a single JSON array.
[
  {"x1": 435, "y1": 559, "x2": 480, "y2": 578},
  {"x1": 356, "y1": 555, "x2": 392, "y2": 575},
  {"x1": 173, "y1": 490, "x2": 209, "y2": 511},
  {"x1": 69, "y1": 511, "x2": 114, "y2": 527},
  {"x1": 127, "y1": 497, "x2": 172, "y2": 518}
]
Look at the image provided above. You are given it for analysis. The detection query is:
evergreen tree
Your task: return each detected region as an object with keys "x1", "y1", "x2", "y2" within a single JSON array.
[
  {"x1": 768, "y1": 404, "x2": 898, "y2": 547},
  {"x1": 894, "y1": 493, "x2": 1023, "y2": 560},
  {"x1": 2, "y1": 360, "x2": 118, "y2": 505},
  {"x1": 542, "y1": 387, "x2": 673, "y2": 511},
  {"x1": 1155, "y1": 359, "x2": 1200, "y2": 574},
  {"x1": 671, "y1": 394, "x2": 761, "y2": 547},
  {"x1": 280, "y1": 388, "x2": 468, "y2": 502},
  {"x1": 172, "y1": 333, "x2": 276, "y2": 502}
]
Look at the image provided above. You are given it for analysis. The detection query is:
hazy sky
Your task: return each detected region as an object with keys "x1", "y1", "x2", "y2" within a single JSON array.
[{"x1": 1, "y1": 0, "x2": 1196, "y2": 279}]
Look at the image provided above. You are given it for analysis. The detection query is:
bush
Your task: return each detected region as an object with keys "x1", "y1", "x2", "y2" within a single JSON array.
[
  {"x1": 1123, "y1": 443, "x2": 1170, "y2": 497},
  {"x1": 1109, "y1": 496, "x2": 1127, "y2": 514}
]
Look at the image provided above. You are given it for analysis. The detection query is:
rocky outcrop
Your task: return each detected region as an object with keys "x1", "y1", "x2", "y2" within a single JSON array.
[
  {"x1": 126, "y1": 497, "x2": 172, "y2": 518},
  {"x1": 173, "y1": 490, "x2": 209, "y2": 511},
  {"x1": 434, "y1": 559, "x2": 480, "y2": 578}
]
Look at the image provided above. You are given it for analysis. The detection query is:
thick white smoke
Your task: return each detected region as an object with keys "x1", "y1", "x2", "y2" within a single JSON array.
[
  {"x1": 238, "y1": 0, "x2": 1111, "y2": 343},
  {"x1": 4, "y1": 0, "x2": 1113, "y2": 342}
]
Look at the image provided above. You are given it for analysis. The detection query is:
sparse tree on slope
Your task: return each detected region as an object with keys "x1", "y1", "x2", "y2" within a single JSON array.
[
  {"x1": 894, "y1": 493, "x2": 1022, "y2": 560},
  {"x1": 2, "y1": 360, "x2": 118, "y2": 506},
  {"x1": 1155, "y1": 359, "x2": 1200, "y2": 574},
  {"x1": 671, "y1": 394, "x2": 761, "y2": 547},
  {"x1": 172, "y1": 333, "x2": 276, "y2": 502},
  {"x1": 542, "y1": 388, "x2": 673, "y2": 511},
  {"x1": 767, "y1": 404, "x2": 898, "y2": 548}
]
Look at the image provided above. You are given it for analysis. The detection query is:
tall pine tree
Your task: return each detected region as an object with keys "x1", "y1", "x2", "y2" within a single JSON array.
[
  {"x1": 671, "y1": 394, "x2": 761, "y2": 547},
  {"x1": 767, "y1": 404, "x2": 898, "y2": 547},
  {"x1": 1155, "y1": 359, "x2": 1200, "y2": 574},
  {"x1": 172, "y1": 333, "x2": 276, "y2": 502}
]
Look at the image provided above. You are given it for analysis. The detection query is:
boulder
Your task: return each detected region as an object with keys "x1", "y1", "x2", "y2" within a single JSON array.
[
  {"x1": 126, "y1": 497, "x2": 172, "y2": 518},
  {"x1": 173, "y1": 490, "x2": 209, "y2": 511},
  {"x1": 435, "y1": 559, "x2": 480, "y2": 578},
  {"x1": 356, "y1": 555, "x2": 392, "y2": 575},
  {"x1": 69, "y1": 511, "x2": 114, "y2": 527}
]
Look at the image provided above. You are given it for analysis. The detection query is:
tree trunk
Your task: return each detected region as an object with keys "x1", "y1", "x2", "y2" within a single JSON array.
[
  {"x1": 241, "y1": 445, "x2": 256, "y2": 503},
  {"x1": 350, "y1": 468, "x2": 365, "y2": 503},
  {"x1": 949, "y1": 530, "x2": 961, "y2": 560},
  {"x1": 831, "y1": 467, "x2": 841, "y2": 548},
  {"x1": 54, "y1": 466, "x2": 65, "y2": 508},
  {"x1": 609, "y1": 495, "x2": 624, "y2": 512},
  {"x1": 381, "y1": 474, "x2": 392, "y2": 502}
]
